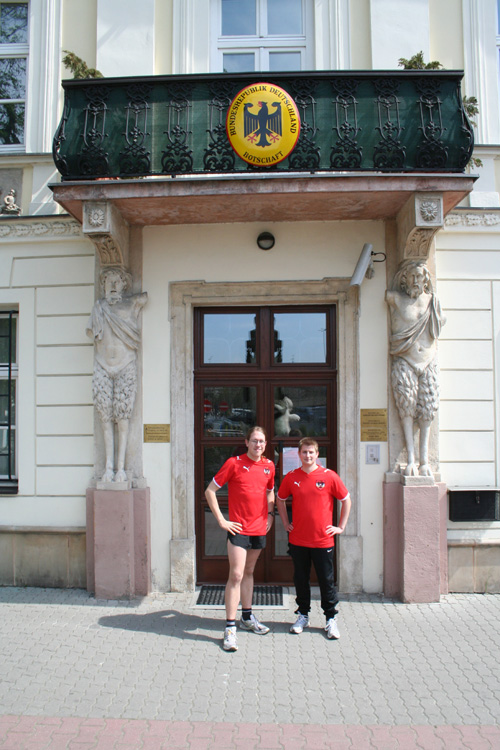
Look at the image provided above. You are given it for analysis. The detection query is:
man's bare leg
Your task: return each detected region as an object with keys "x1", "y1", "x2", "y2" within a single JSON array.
[
  {"x1": 240, "y1": 548, "x2": 262, "y2": 610},
  {"x1": 225, "y1": 542, "x2": 248, "y2": 620}
]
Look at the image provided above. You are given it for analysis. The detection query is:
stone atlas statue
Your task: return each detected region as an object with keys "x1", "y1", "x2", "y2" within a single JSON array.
[
  {"x1": 386, "y1": 260, "x2": 446, "y2": 478},
  {"x1": 86, "y1": 267, "x2": 148, "y2": 483}
]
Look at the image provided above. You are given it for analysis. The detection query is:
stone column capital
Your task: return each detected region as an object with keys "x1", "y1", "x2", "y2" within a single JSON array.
[
  {"x1": 82, "y1": 200, "x2": 129, "y2": 267},
  {"x1": 396, "y1": 193, "x2": 443, "y2": 261}
]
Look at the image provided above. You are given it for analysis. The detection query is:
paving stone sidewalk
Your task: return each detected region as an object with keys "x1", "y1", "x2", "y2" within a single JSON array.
[{"x1": 0, "y1": 588, "x2": 499, "y2": 748}]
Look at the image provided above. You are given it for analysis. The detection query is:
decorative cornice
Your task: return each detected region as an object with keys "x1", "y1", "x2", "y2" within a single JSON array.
[
  {"x1": 445, "y1": 212, "x2": 500, "y2": 227},
  {"x1": 0, "y1": 218, "x2": 82, "y2": 239}
]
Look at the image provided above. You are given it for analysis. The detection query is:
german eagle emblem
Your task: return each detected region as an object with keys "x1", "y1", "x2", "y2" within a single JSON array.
[{"x1": 244, "y1": 101, "x2": 282, "y2": 147}]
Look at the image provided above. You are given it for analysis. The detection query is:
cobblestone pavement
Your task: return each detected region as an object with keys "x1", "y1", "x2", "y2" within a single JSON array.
[{"x1": 0, "y1": 587, "x2": 499, "y2": 748}]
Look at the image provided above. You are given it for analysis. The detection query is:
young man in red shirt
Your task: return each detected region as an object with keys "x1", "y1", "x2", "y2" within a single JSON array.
[
  {"x1": 205, "y1": 426, "x2": 275, "y2": 651},
  {"x1": 276, "y1": 437, "x2": 351, "y2": 639}
]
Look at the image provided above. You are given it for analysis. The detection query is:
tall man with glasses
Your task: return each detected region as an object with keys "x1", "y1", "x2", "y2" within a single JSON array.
[{"x1": 205, "y1": 426, "x2": 275, "y2": 651}]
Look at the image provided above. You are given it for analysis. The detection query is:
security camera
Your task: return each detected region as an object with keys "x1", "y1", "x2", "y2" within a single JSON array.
[{"x1": 350, "y1": 243, "x2": 374, "y2": 287}]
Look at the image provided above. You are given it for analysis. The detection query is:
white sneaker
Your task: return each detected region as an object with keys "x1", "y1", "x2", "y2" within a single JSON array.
[
  {"x1": 290, "y1": 613, "x2": 309, "y2": 634},
  {"x1": 239, "y1": 613, "x2": 270, "y2": 634},
  {"x1": 223, "y1": 626, "x2": 238, "y2": 651},
  {"x1": 325, "y1": 618, "x2": 340, "y2": 639}
]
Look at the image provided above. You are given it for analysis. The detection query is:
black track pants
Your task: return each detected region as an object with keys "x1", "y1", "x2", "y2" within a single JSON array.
[{"x1": 289, "y1": 543, "x2": 339, "y2": 620}]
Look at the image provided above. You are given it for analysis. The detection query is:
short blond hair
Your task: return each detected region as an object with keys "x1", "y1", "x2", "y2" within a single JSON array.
[{"x1": 298, "y1": 437, "x2": 318, "y2": 451}]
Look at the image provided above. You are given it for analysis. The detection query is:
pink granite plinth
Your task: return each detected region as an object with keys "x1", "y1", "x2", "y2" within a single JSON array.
[
  {"x1": 383, "y1": 480, "x2": 447, "y2": 602},
  {"x1": 86, "y1": 488, "x2": 151, "y2": 599}
]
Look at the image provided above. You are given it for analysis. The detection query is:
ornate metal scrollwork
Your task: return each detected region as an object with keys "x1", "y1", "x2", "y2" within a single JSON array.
[
  {"x1": 119, "y1": 83, "x2": 152, "y2": 176},
  {"x1": 203, "y1": 81, "x2": 236, "y2": 172},
  {"x1": 457, "y1": 84, "x2": 475, "y2": 170},
  {"x1": 415, "y1": 78, "x2": 448, "y2": 169},
  {"x1": 372, "y1": 79, "x2": 406, "y2": 170},
  {"x1": 287, "y1": 79, "x2": 320, "y2": 171},
  {"x1": 330, "y1": 79, "x2": 362, "y2": 169},
  {"x1": 52, "y1": 98, "x2": 70, "y2": 177},
  {"x1": 79, "y1": 86, "x2": 111, "y2": 176},
  {"x1": 161, "y1": 83, "x2": 194, "y2": 175}
]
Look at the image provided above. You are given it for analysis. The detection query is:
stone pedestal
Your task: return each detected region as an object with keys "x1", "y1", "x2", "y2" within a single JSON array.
[
  {"x1": 86, "y1": 487, "x2": 151, "y2": 599},
  {"x1": 383, "y1": 478, "x2": 448, "y2": 602}
]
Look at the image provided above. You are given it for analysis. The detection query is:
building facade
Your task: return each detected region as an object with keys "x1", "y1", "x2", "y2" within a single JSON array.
[{"x1": 0, "y1": 0, "x2": 499, "y2": 597}]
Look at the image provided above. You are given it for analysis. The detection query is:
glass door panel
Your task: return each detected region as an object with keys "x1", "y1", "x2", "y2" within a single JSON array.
[
  {"x1": 204, "y1": 506, "x2": 230, "y2": 557},
  {"x1": 274, "y1": 385, "x2": 328, "y2": 438},
  {"x1": 203, "y1": 312, "x2": 257, "y2": 364},
  {"x1": 203, "y1": 385, "x2": 256, "y2": 437},
  {"x1": 273, "y1": 311, "x2": 327, "y2": 363}
]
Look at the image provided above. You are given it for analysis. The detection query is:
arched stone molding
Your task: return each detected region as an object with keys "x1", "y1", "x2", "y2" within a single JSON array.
[{"x1": 169, "y1": 277, "x2": 362, "y2": 593}]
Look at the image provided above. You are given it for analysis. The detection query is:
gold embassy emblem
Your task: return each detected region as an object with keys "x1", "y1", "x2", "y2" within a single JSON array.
[{"x1": 226, "y1": 83, "x2": 301, "y2": 166}]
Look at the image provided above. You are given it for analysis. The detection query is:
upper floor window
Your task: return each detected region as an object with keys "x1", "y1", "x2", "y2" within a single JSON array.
[
  {"x1": 0, "y1": 310, "x2": 17, "y2": 493},
  {"x1": 213, "y1": 0, "x2": 311, "y2": 72},
  {"x1": 0, "y1": 1, "x2": 28, "y2": 148}
]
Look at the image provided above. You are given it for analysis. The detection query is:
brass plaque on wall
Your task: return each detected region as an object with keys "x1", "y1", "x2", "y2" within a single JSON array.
[
  {"x1": 144, "y1": 424, "x2": 171, "y2": 443},
  {"x1": 360, "y1": 409, "x2": 387, "y2": 442}
]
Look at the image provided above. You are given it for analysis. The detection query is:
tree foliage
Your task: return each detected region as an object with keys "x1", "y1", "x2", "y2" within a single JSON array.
[
  {"x1": 398, "y1": 51, "x2": 442, "y2": 70},
  {"x1": 62, "y1": 51, "x2": 103, "y2": 80}
]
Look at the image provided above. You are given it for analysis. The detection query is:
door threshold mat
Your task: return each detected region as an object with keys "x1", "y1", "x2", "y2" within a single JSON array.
[{"x1": 194, "y1": 585, "x2": 287, "y2": 608}]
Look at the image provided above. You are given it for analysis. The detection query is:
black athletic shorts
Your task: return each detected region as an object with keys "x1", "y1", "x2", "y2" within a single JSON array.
[{"x1": 228, "y1": 533, "x2": 267, "y2": 550}]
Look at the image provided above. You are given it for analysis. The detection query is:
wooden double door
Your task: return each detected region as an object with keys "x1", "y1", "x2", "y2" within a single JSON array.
[{"x1": 194, "y1": 305, "x2": 338, "y2": 584}]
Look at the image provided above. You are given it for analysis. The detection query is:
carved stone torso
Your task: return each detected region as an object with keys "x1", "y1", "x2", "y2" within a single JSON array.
[{"x1": 386, "y1": 290, "x2": 438, "y2": 374}]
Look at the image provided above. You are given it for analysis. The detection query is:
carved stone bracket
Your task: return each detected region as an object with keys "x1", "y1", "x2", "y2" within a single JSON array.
[
  {"x1": 82, "y1": 200, "x2": 129, "y2": 268},
  {"x1": 396, "y1": 193, "x2": 443, "y2": 261}
]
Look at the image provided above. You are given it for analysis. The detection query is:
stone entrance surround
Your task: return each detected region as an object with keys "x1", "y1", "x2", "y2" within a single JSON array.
[{"x1": 169, "y1": 278, "x2": 363, "y2": 594}]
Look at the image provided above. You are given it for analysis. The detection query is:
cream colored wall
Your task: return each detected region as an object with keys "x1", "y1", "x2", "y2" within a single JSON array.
[
  {"x1": 0, "y1": 220, "x2": 94, "y2": 530},
  {"x1": 155, "y1": 0, "x2": 173, "y2": 74},
  {"x1": 358, "y1": 259, "x2": 390, "y2": 593},
  {"x1": 436, "y1": 219, "x2": 500, "y2": 489},
  {"x1": 142, "y1": 219, "x2": 388, "y2": 592},
  {"x1": 62, "y1": 0, "x2": 98, "y2": 72},
  {"x1": 436, "y1": 215, "x2": 500, "y2": 572},
  {"x1": 350, "y1": 0, "x2": 372, "y2": 69},
  {"x1": 429, "y1": 0, "x2": 464, "y2": 69}
]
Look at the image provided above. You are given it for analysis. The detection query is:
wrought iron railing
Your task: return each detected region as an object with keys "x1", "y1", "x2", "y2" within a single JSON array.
[{"x1": 53, "y1": 70, "x2": 474, "y2": 180}]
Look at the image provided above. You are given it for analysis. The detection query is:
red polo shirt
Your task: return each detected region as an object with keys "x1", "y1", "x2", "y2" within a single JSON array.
[
  {"x1": 213, "y1": 454, "x2": 275, "y2": 535},
  {"x1": 277, "y1": 466, "x2": 348, "y2": 548}
]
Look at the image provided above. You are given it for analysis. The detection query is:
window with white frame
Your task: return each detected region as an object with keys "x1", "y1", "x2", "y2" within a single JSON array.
[
  {"x1": 212, "y1": 0, "x2": 312, "y2": 72},
  {"x1": 0, "y1": 310, "x2": 17, "y2": 492},
  {"x1": 0, "y1": 1, "x2": 28, "y2": 147}
]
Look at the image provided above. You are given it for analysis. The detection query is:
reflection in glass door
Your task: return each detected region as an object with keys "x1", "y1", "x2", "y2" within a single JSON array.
[{"x1": 194, "y1": 306, "x2": 337, "y2": 584}]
